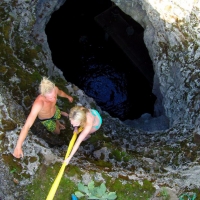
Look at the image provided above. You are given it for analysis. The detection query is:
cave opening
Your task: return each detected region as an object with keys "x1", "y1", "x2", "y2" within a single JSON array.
[{"x1": 45, "y1": 0, "x2": 156, "y2": 121}]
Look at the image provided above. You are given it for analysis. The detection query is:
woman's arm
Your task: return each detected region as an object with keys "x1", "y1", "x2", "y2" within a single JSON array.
[{"x1": 64, "y1": 124, "x2": 92, "y2": 165}]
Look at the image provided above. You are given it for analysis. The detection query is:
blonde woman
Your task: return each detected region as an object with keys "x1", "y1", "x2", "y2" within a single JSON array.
[
  {"x1": 13, "y1": 76, "x2": 73, "y2": 158},
  {"x1": 64, "y1": 105, "x2": 102, "y2": 165}
]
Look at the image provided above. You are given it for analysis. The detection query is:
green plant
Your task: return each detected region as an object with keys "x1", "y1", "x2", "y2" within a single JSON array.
[
  {"x1": 179, "y1": 192, "x2": 196, "y2": 200},
  {"x1": 160, "y1": 187, "x2": 170, "y2": 200},
  {"x1": 75, "y1": 180, "x2": 117, "y2": 199},
  {"x1": 10, "y1": 167, "x2": 17, "y2": 174}
]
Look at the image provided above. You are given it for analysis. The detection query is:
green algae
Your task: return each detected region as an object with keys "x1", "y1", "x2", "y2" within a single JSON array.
[
  {"x1": 91, "y1": 159, "x2": 112, "y2": 169},
  {"x1": 2, "y1": 153, "x2": 24, "y2": 180},
  {"x1": 108, "y1": 179, "x2": 155, "y2": 200},
  {"x1": 25, "y1": 163, "x2": 78, "y2": 200},
  {"x1": 65, "y1": 165, "x2": 82, "y2": 178},
  {"x1": 0, "y1": 66, "x2": 8, "y2": 75},
  {"x1": 1, "y1": 118, "x2": 17, "y2": 131},
  {"x1": 109, "y1": 149, "x2": 131, "y2": 163},
  {"x1": 24, "y1": 162, "x2": 155, "y2": 200}
]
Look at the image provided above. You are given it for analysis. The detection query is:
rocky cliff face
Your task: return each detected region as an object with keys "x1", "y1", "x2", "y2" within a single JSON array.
[
  {"x1": 0, "y1": 0, "x2": 200, "y2": 199},
  {"x1": 115, "y1": 0, "x2": 200, "y2": 131}
]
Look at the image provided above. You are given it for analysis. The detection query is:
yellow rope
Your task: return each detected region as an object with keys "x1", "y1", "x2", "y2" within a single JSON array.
[{"x1": 46, "y1": 127, "x2": 83, "y2": 200}]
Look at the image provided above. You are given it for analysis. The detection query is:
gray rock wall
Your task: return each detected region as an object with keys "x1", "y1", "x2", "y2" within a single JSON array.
[{"x1": 113, "y1": 0, "x2": 200, "y2": 130}]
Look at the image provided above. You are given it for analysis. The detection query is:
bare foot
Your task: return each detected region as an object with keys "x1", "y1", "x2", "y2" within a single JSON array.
[
  {"x1": 57, "y1": 121, "x2": 65, "y2": 130},
  {"x1": 59, "y1": 123, "x2": 65, "y2": 130}
]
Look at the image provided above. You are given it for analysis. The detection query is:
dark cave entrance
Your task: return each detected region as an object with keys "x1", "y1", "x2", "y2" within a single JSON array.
[{"x1": 45, "y1": 0, "x2": 156, "y2": 121}]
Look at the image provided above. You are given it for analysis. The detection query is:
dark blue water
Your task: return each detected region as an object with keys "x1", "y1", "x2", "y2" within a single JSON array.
[{"x1": 45, "y1": 0, "x2": 156, "y2": 120}]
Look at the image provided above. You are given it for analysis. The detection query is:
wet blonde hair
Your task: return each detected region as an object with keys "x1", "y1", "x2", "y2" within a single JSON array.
[
  {"x1": 39, "y1": 77, "x2": 55, "y2": 95},
  {"x1": 69, "y1": 106, "x2": 89, "y2": 127}
]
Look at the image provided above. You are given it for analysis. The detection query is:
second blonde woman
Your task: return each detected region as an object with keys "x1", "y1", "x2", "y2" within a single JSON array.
[{"x1": 64, "y1": 105, "x2": 102, "y2": 165}]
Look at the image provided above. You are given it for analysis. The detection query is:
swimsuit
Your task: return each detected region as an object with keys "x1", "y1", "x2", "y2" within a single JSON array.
[
  {"x1": 90, "y1": 109, "x2": 102, "y2": 130},
  {"x1": 39, "y1": 105, "x2": 61, "y2": 132}
]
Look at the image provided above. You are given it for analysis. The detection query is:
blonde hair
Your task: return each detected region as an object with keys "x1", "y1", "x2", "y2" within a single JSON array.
[
  {"x1": 69, "y1": 106, "x2": 89, "y2": 127},
  {"x1": 39, "y1": 77, "x2": 55, "y2": 95}
]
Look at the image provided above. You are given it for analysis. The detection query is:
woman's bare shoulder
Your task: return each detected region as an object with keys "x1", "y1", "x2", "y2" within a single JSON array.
[{"x1": 86, "y1": 110, "x2": 94, "y2": 122}]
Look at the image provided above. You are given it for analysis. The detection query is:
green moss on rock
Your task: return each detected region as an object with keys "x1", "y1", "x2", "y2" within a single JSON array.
[{"x1": 1, "y1": 118, "x2": 17, "y2": 131}]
